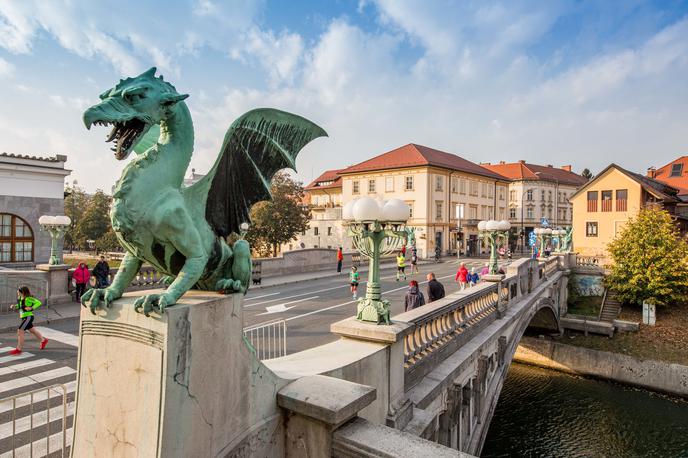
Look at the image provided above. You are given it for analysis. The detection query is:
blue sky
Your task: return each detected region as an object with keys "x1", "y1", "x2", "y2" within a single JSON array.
[{"x1": 1, "y1": 0, "x2": 687, "y2": 192}]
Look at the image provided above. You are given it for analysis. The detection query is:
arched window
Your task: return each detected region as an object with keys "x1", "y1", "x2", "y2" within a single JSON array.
[{"x1": 0, "y1": 214, "x2": 34, "y2": 262}]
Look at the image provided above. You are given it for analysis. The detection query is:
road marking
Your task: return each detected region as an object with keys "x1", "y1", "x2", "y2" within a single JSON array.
[
  {"x1": 0, "y1": 381, "x2": 76, "y2": 414},
  {"x1": 0, "y1": 366, "x2": 76, "y2": 396},
  {"x1": 0, "y1": 427, "x2": 73, "y2": 458},
  {"x1": 0, "y1": 348, "x2": 35, "y2": 365},
  {"x1": 0, "y1": 400, "x2": 74, "y2": 437},
  {"x1": 245, "y1": 285, "x2": 350, "y2": 307},
  {"x1": 244, "y1": 292, "x2": 280, "y2": 301},
  {"x1": 0, "y1": 358, "x2": 54, "y2": 376},
  {"x1": 37, "y1": 327, "x2": 79, "y2": 347},
  {"x1": 256, "y1": 296, "x2": 319, "y2": 316}
]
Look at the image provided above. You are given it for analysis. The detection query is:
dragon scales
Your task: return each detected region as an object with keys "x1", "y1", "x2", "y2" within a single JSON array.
[{"x1": 81, "y1": 67, "x2": 327, "y2": 316}]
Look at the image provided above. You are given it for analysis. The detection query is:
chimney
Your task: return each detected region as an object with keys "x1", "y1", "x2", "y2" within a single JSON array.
[
  {"x1": 547, "y1": 164, "x2": 553, "y2": 168},
  {"x1": 499, "y1": 161, "x2": 506, "y2": 164},
  {"x1": 647, "y1": 167, "x2": 656, "y2": 178},
  {"x1": 480, "y1": 162, "x2": 491, "y2": 165},
  {"x1": 561, "y1": 165, "x2": 572, "y2": 172},
  {"x1": 519, "y1": 160, "x2": 525, "y2": 164}
]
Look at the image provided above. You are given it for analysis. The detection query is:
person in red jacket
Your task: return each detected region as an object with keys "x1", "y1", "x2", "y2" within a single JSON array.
[
  {"x1": 455, "y1": 262, "x2": 468, "y2": 290},
  {"x1": 73, "y1": 262, "x2": 91, "y2": 302},
  {"x1": 336, "y1": 247, "x2": 344, "y2": 274}
]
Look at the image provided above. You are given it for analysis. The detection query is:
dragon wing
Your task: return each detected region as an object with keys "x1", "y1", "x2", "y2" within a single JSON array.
[{"x1": 183, "y1": 108, "x2": 327, "y2": 238}]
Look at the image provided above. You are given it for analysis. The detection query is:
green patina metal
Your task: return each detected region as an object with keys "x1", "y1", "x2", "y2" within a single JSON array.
[
  {"x1": 80, "y1": 67, "x2": 327, "y2": 316},
  {"x1": 480, "y1": 230, "x2": 509, "y2": 275},
  {"x1": 558, "y1": 227, "x2": 573, "y2": 253}
]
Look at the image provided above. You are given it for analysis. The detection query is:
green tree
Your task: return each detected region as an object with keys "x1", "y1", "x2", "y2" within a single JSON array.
[
  {"x1": 76, "y1": 190, "x2": 112, "y2": 251},
  {"x1": 95, "y1": 228, "x2": 121, "y2": 253},
  {"x1": 245, "y1": 172, "x2": 310, "y2": 257},
  {"x1": 64, "y1": 184, "x2": 89, "y2": 251},
  {"x1": 581, "y1": 168, "x2": 593, "y2": 180},
  {"x1": 605, "y1": 208, "x2": 688, "y2": 306}
]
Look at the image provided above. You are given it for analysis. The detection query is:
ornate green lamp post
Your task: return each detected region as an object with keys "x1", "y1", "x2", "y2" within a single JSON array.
[
  {"x1": 38, "y1": 215, "x2": 71, "y2": 265},
  {"x1": 344, "y1": 197, "x2": 409, "y2": 325},
  {"x1": 478, "y1": 219, "x2": 511, "y2": 275}
]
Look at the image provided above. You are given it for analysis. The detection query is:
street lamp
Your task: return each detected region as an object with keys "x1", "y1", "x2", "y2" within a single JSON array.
[
  {"x1": 478, "y1": 219, "x2": 511, "y2": 275},
  {"x1": 38, "y1": 215, "x2": 71, "y2": 265},
  {"x1": 343, "y1": 197, "x2": 409, "y2": 324},
  {"x1": 534, "y1": 227, "x2": 552, "y2": 257}
]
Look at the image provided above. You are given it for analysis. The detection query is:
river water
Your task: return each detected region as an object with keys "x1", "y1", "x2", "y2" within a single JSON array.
[{"x1": 482, "y1": 363, "x2": 688, "y2": 457}]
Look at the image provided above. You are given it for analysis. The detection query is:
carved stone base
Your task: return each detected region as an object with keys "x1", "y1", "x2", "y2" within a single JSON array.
[
  {"x1": 36, "y1": 263, "x2": 72, "y2": 306},
  {"x1": 356, "y1": 297, "x2": 391, "y2": 325},
  {"x1": 71, "y1": 289, "x2": 287, "y2": 457}
]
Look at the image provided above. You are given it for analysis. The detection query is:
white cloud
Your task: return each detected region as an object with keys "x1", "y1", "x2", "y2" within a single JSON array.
[
  {"x1": 0, "y1": 57, "x2": 14, "y2": 77},
  {"x1": 230, "y1": 28, "x2": 304, "y2": 86}
]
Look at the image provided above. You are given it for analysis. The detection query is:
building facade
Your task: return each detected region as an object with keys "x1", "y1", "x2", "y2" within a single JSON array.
[
  {"x1": 0, "y1": 153, "x2": 71, "y2": 267},
  {"x1": 570, "y1": 163, "x2": 688, "y2": 259},
  {"x1": 338, "y1": 144, "x2": 509, "y2": 258},
  {"x1": 481, "y1": 161, "x2": 587, "y2": 252}
]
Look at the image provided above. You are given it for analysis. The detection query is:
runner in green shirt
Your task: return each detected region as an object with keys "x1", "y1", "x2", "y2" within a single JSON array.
[
  {"x1": 350, "y1": 266, "x2": 360, "y2": 299},
  {"x1": 8, "y1": 286, "x2": 49, "y2": 355}
]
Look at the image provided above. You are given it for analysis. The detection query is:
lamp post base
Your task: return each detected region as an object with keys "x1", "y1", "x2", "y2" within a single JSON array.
[{"x1": 356, "y1": 297, "x2": 391, "y2": 325}]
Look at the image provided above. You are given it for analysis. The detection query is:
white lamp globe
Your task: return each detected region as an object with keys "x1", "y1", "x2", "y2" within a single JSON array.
[
  {"x1": 239, "y1": 222, "x2": 250, "y2": 232},
  {"x1": 498, "y1": 220, "x2": 511, "y2": 231},
  {"x1": 39, "y1": 216, "x2": 57, "y2": 225},
  {"x1": 382, "y1": 199, "x2": 409, "y2": 222},
  {"x1": 57, "y1": 215, "x2": 72, "y2": 226},
  {"x1": 342, "y1": 200, "x2": 356, "y2": 221},
  {"x1": 352, "y1": 197, "x2": 382, "y2": 221},
  {"x1": 544, "y1": 228, "x2": 552, "y2": 235},
  {"x1": 478, "y1": 221, "x2": 487, "y2": 231},
  {"x1": 534, "y1": 228, "x2": 541, "y2": 235},
  {"x1": 486, "y1": 220, "x2": 500, "y2": 231}
]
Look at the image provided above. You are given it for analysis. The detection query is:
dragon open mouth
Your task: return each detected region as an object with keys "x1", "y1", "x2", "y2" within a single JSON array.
[{"x1": 93, "y1": 118, "x2": 148, "y2": 160}]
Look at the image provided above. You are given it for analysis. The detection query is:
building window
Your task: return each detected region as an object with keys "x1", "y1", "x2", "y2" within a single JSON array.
[
  {"x1": 469, "y1": 181, "x2": 478, "y2": 196},
  {"x1": 451, "y1": 177, "x2": 458, "y2": 194},
  {"x1": 0, "y1": 214, "x2": 34, "y2": 263},
  {"x1": 498, "y1": 186, "x2": 505, "y2": 200},
  {"x1": 586, "y1": 222, "x2": 598, "y2": 237},
  {"x1": 616, "y1": 189, "x2": 628, "y2": 212},
  {"x1": 488, "y1": 185, "x2": 494, "y2": 198},
  {"x1": 352, "y1": 181, "x2": 360, "y2": 194},
  {"x1": 469, "y1": 205, "x2": 477, "y2": 219},
  {"x1": 405, "y1": 176, "x2": 414, "y2": 190},
  {"x1": 587, "y1": 191, "x2": 598, "y2": 212},
  {"x1": 510, "y1": 190, "x2": 516, "y2": 201},
  {"x1": 601, "y1": 190, "x2": 612, "y2": 212},
  {"x1": 460, "y1": 179, "x2": 467, "y2": 195},
  {"x1": 498, "y1": 207, "x2": 505, "y2": 219},
  {"x1": 526, "y1": 189, "x2": 533, "y2": 201},
  {"x1": 435, "y1": 201, "x2": 443, "y2": 221},
  {"x1": 435, "y1": 175, "x2": 444, "y2": 192},
  {"x1": 509, "y1": 208, "x2": 516, "y2": 219},
  {"x1": 368, "y1": 179, "x2": 376, "y2": 193},
  {"x1": 385, "y1": 177, "x2": 394, "y2": 192},
  {"x1": 547, "y1": 207, "x2": 552, "y2": 218},
  {"x1": 407, "y1": 202, "x2": 414, "y2": 219},
  {"x1": 327, "y1": 226, "x2": 332, "y2": 236},
  {"x1": 481, "y1": 183, "x2": 487, "y2": 197},
  {"x1": 313, "y1": 227, "x2": 319, "y2": 236},
  {"x1": 488, "y1": 206, "x2": 494, "y2": 218},
  {"x1": 548, "y1": 190, "x2": 552, "y2": 201},
  {"x1": 670, "y1": 163, "x2": 683, "y2": 177},
  {"x1": 526, "y1": 207, "x2": 534, "y2": 219},
  {"x1": 541, "y1": 190, "x2": 545, "y2": 201}
]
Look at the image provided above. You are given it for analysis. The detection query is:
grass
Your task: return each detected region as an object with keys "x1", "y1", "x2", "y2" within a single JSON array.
[
  {"x1": 63, "y1": 254, "x2": 123, "y2": 269},
  {"x1": 559, "y1": 304, "x2": 688, "y2": 366},
  {"x1": 567, "y1": 295, "x2": 602, "y2": 317}
]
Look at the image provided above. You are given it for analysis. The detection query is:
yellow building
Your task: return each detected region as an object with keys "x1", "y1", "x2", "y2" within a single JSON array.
[
  {"x1": 338, "y1": 143, "x2": 509, "y2": 258},
  {"x1": 570, "y1": 163, "x2": 687, "y2": 259}
]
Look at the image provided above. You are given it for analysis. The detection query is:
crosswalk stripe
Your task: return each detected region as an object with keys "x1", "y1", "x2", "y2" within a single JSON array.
[
  {"x1": 0, "y1": 400, "x2": 74, "y2": 437},
  {"x1": 0, "y1": 349, "x2": 35, "y2": 365},
  {"x1": 0, "y1": 380, "x2": 76, "y2": 414},
  {"x1": 36, "y1": 328, "x2": 79, "y2": 348},
  {"x1": 0, "y1": 358, "x2": 54, "y2": 376},
  {"x1": 0, "y1": 427, "x2": 72, "y2": 458},
  {"x1": 0, "y1": 367, "x2": 75, "y2": 396}
]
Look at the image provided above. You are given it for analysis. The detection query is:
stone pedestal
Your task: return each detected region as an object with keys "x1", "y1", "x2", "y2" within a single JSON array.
[
  {"x1": 482, "y1": 273, "x2": 505, "y2": 318},
  {"x1": 36, "y1": 263, "x2": 72, "y2": 306},
  {"x1": 71, "y1": 289, "x2": 287, "y2": 458}
]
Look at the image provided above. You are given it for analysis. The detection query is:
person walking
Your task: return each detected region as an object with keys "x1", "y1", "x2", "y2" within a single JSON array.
[
  {"x1": 426, "y1": 272, "x2": 445, "y2": 303},
  {"x1": 73, "y1": 262, "x2": 90, "y2": 302},
  {"x1": 350, "y1": 266, "x2": 360, "y2": 299},
  {"x1": 411, "y1": 245, "x2": 419, "y2": 274},
  {"x1": 401, "y1": 243, "x2": 407, "y2": 257},
  {"x1": 404, "y1": 280, "x2": 425, "y2": 312},
  {"x1": 336, "y1": 247, "x2": 344, "y2": 274},
  {"x1": 93, "y1": 256, "x2": 110, "y2": 288},
  {"x1": 396, "y1": 252, "x2": 407, "y2": 282},
  {"x1": 8, "y1": 286, "x2": 48, "y2": 355},
  {"x1": 455, "y1": 262, "x2": 468, "y2": 290},
  {"x1": 468, "y1": 267, "x2": 479, "y2": 287},
  {"x1": 480, "y1": 263, "x2": 490, "y2": 277}
]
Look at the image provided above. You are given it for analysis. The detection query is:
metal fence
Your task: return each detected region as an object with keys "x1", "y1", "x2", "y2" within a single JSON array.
[
  {"x1": 1, "y1": 383, "x2": 69, "y2": 458},
  {"x1": 243, "y1": 320, "x2": 287, "y2": 360},
  {"x1": 0, "y1": 270, "x2": 48, "y2": 316}
]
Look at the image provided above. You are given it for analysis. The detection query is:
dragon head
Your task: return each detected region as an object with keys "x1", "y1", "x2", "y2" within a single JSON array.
[{"x1": 83, "y1": 67, "x2": 189, "y2": 160}]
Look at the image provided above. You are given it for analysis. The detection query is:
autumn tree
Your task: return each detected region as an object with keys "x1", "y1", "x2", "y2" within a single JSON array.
[
  {"x1": 605, "y1": 208, "x2": 688, "y2": 306},
  {"x1": 245, "y1": 172, "x2": 310, "y2": 257}
]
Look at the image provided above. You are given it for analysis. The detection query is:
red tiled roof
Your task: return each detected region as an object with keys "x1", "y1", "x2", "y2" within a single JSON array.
[
  {"x1": 482, "y1": 161, "x2": 587, "y2": 187},
  {"x1": 653, "y1": 156, "x2": 688, "y2": 195},
  {"x1": 339, "y1": 144, "x2": 507, "y2": 181},
  {"x1": 305, "y1": 168, "x2": 344, "y2": 190}
]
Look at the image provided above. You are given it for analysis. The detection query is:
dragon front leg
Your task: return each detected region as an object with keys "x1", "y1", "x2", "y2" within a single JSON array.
[{"x1": 81, "y1": 252, "x2": 143, "y2": 314}]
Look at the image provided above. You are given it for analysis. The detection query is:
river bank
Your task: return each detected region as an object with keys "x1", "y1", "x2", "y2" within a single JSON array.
[{"x1": 514, "y1": 336, "x2": 688, "y2": 398}]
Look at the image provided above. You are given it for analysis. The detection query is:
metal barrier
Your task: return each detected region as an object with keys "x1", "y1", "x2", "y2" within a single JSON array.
[
  {"x1": 1, "y1": 383, "x2": 68, "y2": 457},
  {"x1": 243, "y1": 320, "x2": 287, "y2": 360}
]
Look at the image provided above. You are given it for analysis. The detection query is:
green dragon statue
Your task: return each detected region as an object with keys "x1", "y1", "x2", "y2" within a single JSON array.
[{"x1": 81, "y1": 67, "x2": 326, "y2": 316}]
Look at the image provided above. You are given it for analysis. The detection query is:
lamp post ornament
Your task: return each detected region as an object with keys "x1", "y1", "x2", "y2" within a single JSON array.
[
  {"x1": 344, "y1": 197, "x2": 409, "y2": 324},
  {"x1": 534, "y1": 227, "x2": 553, "y2": 257},
  {"x1": 478, "y1": 220, "x2": 511, "y2": 275},
  {"x1": 38, "y1": 215, "x2": 72, "y2": 265}
]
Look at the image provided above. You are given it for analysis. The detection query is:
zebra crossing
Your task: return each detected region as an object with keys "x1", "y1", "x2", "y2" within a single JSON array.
[{"x1": 0, "y1": 330, "x2": 77, "y2": 458}]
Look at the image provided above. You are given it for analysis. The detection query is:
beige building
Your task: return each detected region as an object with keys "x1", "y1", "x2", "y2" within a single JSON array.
[
  {"x1": 338, "y1": 143, "x2": 510, "y2": 258},
  {"x1": 481, "y1": 161, "x2": 587, "y2": 252},
  {"x1": 570, "y1": 163, "x2": 688, "y2": 258}
]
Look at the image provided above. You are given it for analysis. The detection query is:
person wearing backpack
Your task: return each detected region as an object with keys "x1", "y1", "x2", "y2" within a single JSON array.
[
  {"x1": 404, "y1": 280, "x2": 425, "y2": 312},
  {"x1": 8, "y1": 286, "x2": 48, "y2": 355}
]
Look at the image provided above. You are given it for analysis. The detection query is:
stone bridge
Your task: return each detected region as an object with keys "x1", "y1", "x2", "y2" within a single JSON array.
[{"x1": 265, "y1": 254, "x2": 571, "y2": 456}]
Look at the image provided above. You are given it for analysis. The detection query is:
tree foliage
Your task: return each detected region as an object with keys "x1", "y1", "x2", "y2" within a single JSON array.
[
  {"x1": 245, "y1": 172, "x2": 310, "y2": 257},
  {"x1": 64, "y1": 185, "x2": 120, "y2": 252},
  {"x1": 63, "y1": 184, "x2": 89, "y2": 250},
  {"x1": 605, "y1": 208, "x2": 688, "y2": 306},
  {"x1": 581, "y1": 168, "x2": 593, "y2": 180}
]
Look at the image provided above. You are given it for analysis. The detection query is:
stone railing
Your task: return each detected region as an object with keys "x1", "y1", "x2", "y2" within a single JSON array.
[
  {"x1": 67, "y1": 265, "x2": 164, "y2": 295},
  {"x1": 575, "y1": 256, "x2": 601, "y2": 267},
  {"x1": 543, "y1": 256, "x2": 560, "y2": 277}
]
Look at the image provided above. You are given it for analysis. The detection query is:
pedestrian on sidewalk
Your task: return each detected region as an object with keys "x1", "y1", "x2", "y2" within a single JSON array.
[
  {"x1": 411, "y1": 245, "x2": 419, "y2": 274},
  {"x1": 8, "y1": 286, "x2": 48, "y2": 355},
  {"x1": 336, "y1": 247, "x2": 344, "y2": 274},
  {"x1": 350, "y1": 266, "x2": 360, "y2": 299},
  {"x1": 455, "y1": 262, "x2": 468, "y2": 290},
  {"x1": 404, "y1": 280, "x2": 425, "y2": 312},
  {"x1": 396, "y1": 252, "x2": 407, "y2": 281},
  {"x1": 73, "y1": 262, "x2": 91, "y2": 302},
  {"x1": 93, "y1": 255, "x2": 110, "y2": 288},
  {"x1": 480, "y1": 263, "x2": 490, "y2": 277},
  {"x1": 468, "y1": 267, "x2": 479, "y2": 287},
  {"x1": 426, "y1": 272, "x2": 445, "y2": 303},
  {"x1": 401, "y1": 243, "x2": 407, "y2": 257}
]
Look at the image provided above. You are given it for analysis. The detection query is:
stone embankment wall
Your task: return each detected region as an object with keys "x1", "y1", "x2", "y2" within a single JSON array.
[{"x1": 514, "y1": 336, "x2": 688, "y2": 398}]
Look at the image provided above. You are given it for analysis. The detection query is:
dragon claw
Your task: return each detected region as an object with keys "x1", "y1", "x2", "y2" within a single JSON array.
[
  {"x1": 81, "y1": 287, "x2": 121, "y2": 314},
  {"x1": 133, "y1": 293, "x2": 175, "y2": 316}
]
